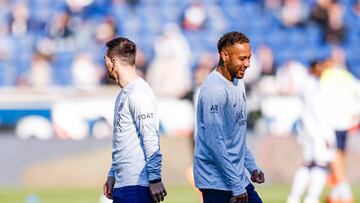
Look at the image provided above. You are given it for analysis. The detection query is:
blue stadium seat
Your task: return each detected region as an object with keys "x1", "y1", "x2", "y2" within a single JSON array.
[
  {"x1": 52, "y1": 52, "x2": 74, "y2": 85},
  {"x1": 345, "y1": 45, "x2": 360, "y2": 78},
  {"x1": 266, "y1": 28, "x2": 287, "y2": 49},
  {"x1": 220, "y1": 0, "x2": 240, "y2": 7},
  {"x1": 0, "y1": 62, "x2": 16, "y2": 86},
  {"x1": 306, "y1": 25, "x2": 323, "y2": 45},
  {"x1": 348, "y1": 65, "x2": 360, "y2": 79},
  {"x1": 160, "y1": 5, "x2": 181, "y2": 23}
]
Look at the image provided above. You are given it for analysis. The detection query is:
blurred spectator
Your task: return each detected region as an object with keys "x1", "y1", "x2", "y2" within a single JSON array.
[
  {"x1": 310, "y1": 0, "x2": 346, "y2": 45},
  {"x1": 27, "y1": 52, "x2": 53, "y2": 87},
  {"x1": 182, "y1": 52, "x2": 216, "y2": 102},
  {"x1": 258, "y1": 44, "x2": 277, "y2": 76},
  {"x1": 193, "y1": 53, "x2": 216, "y2": 87},
  {"x1": 94, "y1": 18, "x2": 117, "y2": 45},
  {"x1": 92, "y1": 17, "x2": 117, "y2": 62},
  {"x1": 275, "y1": 60, "x2": 308, "y2": 96},
  {"x1": 310, "y1": 0, "x2": 331, "y2": 26},
  {"x1": 78, "y1": 17, "x2": 118, "y2": 85},
  {"x1": 71, "y1": 52, "x2": 104, "y2": 89},
  {"x1": 262, "y1": 0, "x2": 282, "y2": 11},
  {"x1": 326, "y1": 2, "x2": 346, "y2": 45},
  {"x1": 181, "y1": 0, "x2": 207, "y2": 31},
  {"x1": 146, "y1": 24, "x2": 192, "y2": 97},
  {"x1": 48, "y1": 12, "x2": 73, "y2": 38},
  {"x1": 134, "y1": 48, "x2": 148, "y2": 78},
  {"x1": 276, "y1": 0, "x2": 310, "y2": 27},
  {"x1": 9, "y1": 2, "x2": 30, "y2": 37},
  {"x1": 253, "y1": 45, "x2": 278, "y2": 97},
  {"x1": 47, "y1": 11, "x2": 78, "y2": 53}
]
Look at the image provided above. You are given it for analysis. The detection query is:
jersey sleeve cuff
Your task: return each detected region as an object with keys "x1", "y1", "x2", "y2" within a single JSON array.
[
  {"x1": 247, "y1": 164, "x2": 259, "y2": 174},
  {"x1": 149, "y1": 178, "x2": 162, "y2": 184},
  {"x1": 232, "y1": 185, "x2": 246, "y2": 196},
  {"x1": 108, "y1": 170, "x2": 115, "y2": 177}
]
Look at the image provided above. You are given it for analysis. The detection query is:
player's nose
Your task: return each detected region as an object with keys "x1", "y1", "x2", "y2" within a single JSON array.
[{"x1": 244, "y1": 59, "x2": 250, "y2": 68}]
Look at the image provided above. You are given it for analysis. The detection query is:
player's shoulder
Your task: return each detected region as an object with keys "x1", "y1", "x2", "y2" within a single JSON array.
[
  {"x1": 129, "y1": 77, "x2": 152, "y2": 92},
  {"x1": 128, "y1": 78, "x2": 155, "y2": 103},
  {"x1": 203, "y1": 70, "x2": 226, "y2": 86},
  {"x1": 199, "y1": 83, "x2": 227, "y2": 102},
  {"x1": 201, "y1": 72, "x2": 227, "y2": 92},
  {"x1": 200, "y1": 84, "x2": 227, "y2": 97}
]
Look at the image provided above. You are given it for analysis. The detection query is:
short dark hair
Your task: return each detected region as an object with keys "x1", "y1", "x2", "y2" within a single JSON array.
[
  {"x1": 106, "y1": 37, "x2": 136, "y2": 65},
  {"x1": 217, "y1": 31, "x2": 250, "y2": 53}
]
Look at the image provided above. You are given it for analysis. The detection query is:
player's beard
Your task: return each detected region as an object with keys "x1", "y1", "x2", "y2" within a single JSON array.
[{"x1": 236, "y1": 68, "x2": 245, "y2": 79}]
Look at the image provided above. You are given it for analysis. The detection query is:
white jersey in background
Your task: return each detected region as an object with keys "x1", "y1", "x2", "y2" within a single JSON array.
[
  {"x1": 287, "y1": 74, "x2": 336, "y2": 203},
  {"x1": 299, "y1": 75, "x2": 336, "y2": 165}
]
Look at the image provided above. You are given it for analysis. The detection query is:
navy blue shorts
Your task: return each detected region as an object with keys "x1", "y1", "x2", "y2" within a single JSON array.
[
  {"x1": 200, "y1": 183, "x2": 262, "y2": 203},
  {"x1": 335, "y1": 130, "x2": 348, "y2": 152},
  {"x1": 113, "y1": 185, "x2": 154, "y2": 203}
]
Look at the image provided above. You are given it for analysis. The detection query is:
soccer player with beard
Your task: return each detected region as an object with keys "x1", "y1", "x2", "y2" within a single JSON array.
[{"x1": 193, "y1": 31, "x2": 265, "y2": 203}]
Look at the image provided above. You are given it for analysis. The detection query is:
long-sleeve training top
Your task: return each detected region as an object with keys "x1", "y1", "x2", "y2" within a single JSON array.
[
  {"x1": 194, "y1": 70, "x2": 260, "y2": 196},
  {"x1": 108, "y1": 77, "x2": 162, "y2": 188}
]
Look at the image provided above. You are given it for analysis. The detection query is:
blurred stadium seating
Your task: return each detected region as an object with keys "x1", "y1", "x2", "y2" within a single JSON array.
[{"x1": 0, "y1": 0, "x2": 359, "y2": 88}]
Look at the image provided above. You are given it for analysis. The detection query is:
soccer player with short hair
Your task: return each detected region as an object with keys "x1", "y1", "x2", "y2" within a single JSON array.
[
  {"x1": 102, "y1": 37, "x2": 166, "y2": 203},
  {"x1": 193, "y1": 31, "x2": 264, "y2": 203}
]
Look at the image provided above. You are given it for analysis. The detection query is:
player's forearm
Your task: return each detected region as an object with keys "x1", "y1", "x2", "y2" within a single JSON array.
[
  {"x1": 146, "y1": 149, "x2": 162, "y2": 181},
  {"x1": 244, "y1": 146, "x2": 259, "y2": 173},
  {"x1": 141, "y1": 123, "x2": 162, "y2": 181},
  {"x1": 108, "y1": 164, "x2": 116, "y2": 177}
]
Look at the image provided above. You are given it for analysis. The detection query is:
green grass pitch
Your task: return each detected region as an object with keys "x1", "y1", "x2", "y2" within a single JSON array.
[{"x1": 0, "y1": 184, "x2": 359, "y2": 203}]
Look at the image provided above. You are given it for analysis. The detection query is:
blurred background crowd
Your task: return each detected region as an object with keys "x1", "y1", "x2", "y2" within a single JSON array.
[{"x1": 0, "y1": 0, "x2": 359, "y2": 89}]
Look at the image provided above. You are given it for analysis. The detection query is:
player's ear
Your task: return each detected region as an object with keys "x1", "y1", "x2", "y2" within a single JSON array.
[
  {"x1": 220, "y1": 49, "x2": 228, "y2": 63},
  {"x1": 111, "y1": 58, "x2": 116, "y2": 71}
]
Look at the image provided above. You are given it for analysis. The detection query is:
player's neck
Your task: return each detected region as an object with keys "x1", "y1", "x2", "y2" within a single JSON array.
[
  {"x1": 216, "y1": 65, "x2": 233, "y2": 82},
  {"x1": 117, "y1": 66, "x2": 139, "y2": 88}
]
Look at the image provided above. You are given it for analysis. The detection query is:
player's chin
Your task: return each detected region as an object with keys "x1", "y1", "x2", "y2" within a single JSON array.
[{"x1": 236, "y1": 72, "x2": 245, "y2": 79}]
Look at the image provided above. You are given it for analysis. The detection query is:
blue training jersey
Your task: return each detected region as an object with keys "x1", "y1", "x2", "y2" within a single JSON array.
[
  {"x1": 108, "y1": 77, "x2": 162, "y2": 188},
  {"x1": 193, "y1": 70, "x2": 259, "y2": 196}
]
